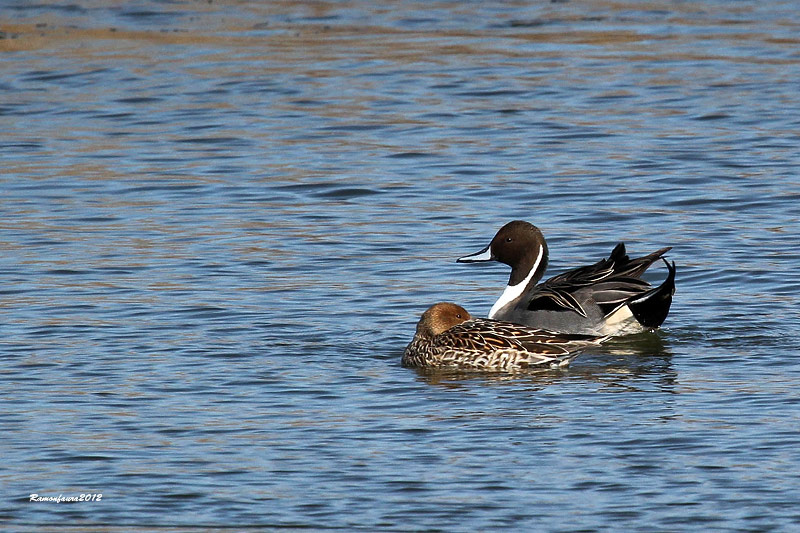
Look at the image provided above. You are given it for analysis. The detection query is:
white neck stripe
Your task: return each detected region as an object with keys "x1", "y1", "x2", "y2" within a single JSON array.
[{"x1": 488, "y1": 246, "x2": 543, "y2": 319}]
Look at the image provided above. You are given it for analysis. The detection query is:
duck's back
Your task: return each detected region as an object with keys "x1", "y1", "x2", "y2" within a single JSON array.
[{"x1": 493, "y1": 245, "x2": 675, "y2": 335}]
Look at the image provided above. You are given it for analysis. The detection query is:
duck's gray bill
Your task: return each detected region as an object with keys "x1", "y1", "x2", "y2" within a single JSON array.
[{"x1": 456, "y1": 245, "x2": 494, "y2": 263}]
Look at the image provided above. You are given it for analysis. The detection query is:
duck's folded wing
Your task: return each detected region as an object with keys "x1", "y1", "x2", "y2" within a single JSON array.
[
  {"x1": 527, "y1": 244, "x2": 626, "y2": 316},
  {"x1": 446, "y1": 319, "x2": 600, "y2": 355},
  {"x1": 527, "y1": 244, "x2": 672, "y2": 317},
  {"x1": 526, "y1": 286, "x2": 589, "y2": 317},
  {"x1": 436, "y1": 322, "x2": 519, "y2": 351},
  {"x1": 616, "y1": 246, "x2": 672, "y2": 279},
  {"x1": 587, "y1": 278, "x2": 653, "y2": 315}
]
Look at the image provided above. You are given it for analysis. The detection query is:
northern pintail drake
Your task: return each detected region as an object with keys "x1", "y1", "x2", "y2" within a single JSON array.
[
  {"x1": 402, "y1": 302, "x2": 606, "y2": 371},
  {"x1": 457, "y1": 221, "x2": 676, "y2": 336}
]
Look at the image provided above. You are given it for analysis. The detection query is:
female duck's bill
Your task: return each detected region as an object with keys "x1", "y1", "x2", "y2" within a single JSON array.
[
  {"x1": 457, "y1": 220, "x2": 676, "y2": 336},
  {"x1": 402, "y1": 302, "x2": 607, "y2": 372}
]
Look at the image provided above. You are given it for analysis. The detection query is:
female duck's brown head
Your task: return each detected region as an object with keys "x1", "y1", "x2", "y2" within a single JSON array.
[{"x1": 415, "y1": 302, "x2": 471, "y2": 338}]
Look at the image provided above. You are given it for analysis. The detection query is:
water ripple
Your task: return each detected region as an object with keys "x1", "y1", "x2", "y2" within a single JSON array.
[{"x1": 3, "y1": 0, "x2": 800, "y2": 530}]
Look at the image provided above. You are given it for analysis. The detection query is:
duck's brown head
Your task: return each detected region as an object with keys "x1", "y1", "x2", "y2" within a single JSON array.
[
  {"x1": 415, "y1": 302, "x2": 471, "y2": 338},
  {"x1": 457, "y1": 220, "x2": 549, "y2": 286}
]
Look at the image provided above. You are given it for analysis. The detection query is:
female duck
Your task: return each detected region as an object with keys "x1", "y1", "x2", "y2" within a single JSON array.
[
  {"x1": 402, "y1": 302, "x2": 606, "y2": 372},
  {"x1": 457, "y1": 220, "x2": 676, "y2": 336}
]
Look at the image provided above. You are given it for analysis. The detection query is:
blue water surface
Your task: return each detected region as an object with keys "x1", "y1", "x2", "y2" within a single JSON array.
[{"x1": 2, "y1": 1, "x2": 800, "y2": 531}]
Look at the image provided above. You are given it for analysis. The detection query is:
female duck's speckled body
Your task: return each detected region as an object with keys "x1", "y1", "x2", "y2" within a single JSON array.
[{"x1": 402, "y1": 303, "x2": 606, "y2": 372}]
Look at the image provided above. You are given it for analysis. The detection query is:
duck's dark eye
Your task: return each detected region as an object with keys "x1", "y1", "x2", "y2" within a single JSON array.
[
  {"x1": 456, "y1": 313, "x2": 462, "y2": 319},
  {"x1": 505, "y1": 237, "x2": 513, "y2": 243}
]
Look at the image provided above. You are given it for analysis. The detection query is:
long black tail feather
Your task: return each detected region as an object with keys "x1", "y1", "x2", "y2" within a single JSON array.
[
  {"x1": 615, "y1": 245, "x2": 673, "y2": 280},
  {"x1": 627, "y1": 259, "x2": 676, "y2": 329}
]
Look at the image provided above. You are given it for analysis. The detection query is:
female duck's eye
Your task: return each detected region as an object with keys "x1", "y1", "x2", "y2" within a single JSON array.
[
  {"x1": 505, "y1": 237, "x2": 513, "y2": 242},
  {"x1": 456, "y1": 313, "x2": 462, "y2": 319}
]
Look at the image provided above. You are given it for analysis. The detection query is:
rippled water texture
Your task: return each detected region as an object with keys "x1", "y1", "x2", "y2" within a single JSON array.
[{"x1": 2, "y1": 1, "x2": 800, "y2": 530}]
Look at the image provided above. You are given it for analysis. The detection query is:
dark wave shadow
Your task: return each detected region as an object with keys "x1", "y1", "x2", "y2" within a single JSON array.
[
  {"x1": 567, "y1": 332, "x2": 677, "y2": 392},
  {"x1": 597, "y1": 331, "x2": 673, "y2": 358},
  {"x1": 408, "y1": 365, "x2": 579, "y2": 390}
]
